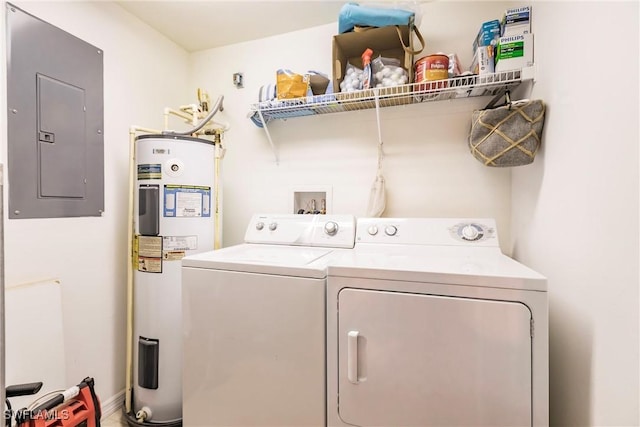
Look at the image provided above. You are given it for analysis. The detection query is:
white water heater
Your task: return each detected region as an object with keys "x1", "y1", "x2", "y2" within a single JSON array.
[{"x1": 133, "y1": 134, "x2": 217, "y2": 423}]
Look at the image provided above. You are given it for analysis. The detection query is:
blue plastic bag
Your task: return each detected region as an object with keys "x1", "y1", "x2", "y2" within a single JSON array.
[{"x1": 338, "y1": 2, "x2": 415, "y2": 34}]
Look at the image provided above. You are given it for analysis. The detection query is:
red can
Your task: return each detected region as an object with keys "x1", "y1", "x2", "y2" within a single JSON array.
[{"x1": 415, "y1": 54, "x2": 449, "y2": 90}]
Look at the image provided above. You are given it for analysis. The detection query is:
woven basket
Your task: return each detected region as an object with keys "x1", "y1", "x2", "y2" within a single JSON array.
[{"x1": 469, "y1": 99, "x2": 546, "y2": 167}]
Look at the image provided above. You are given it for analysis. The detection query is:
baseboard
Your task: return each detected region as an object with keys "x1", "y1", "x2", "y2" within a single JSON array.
[{"x1": 100, "y1": 389, "x2": 124, "y2": 419}]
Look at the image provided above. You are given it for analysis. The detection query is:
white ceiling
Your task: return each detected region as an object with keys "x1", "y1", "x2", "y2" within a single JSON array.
[{"x1": 116, "y1": 1, "x2": 346, "y2": 52}]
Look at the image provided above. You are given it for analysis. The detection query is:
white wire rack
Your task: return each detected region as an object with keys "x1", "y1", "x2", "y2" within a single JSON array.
[
  {"x1": 250, "y1": 67, "x2": 534, "y2": 122},
  {"x1": 250, "y1": 67, "x2": 535, "y2": 163}
]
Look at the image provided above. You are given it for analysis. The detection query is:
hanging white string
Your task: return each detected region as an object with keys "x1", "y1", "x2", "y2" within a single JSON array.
[
  {"x1": 374, "y1": 89, "x2": 384, "y2": 170},
  {"x1": 366, "y1": 89, "x2": 387, "y2": 217}
]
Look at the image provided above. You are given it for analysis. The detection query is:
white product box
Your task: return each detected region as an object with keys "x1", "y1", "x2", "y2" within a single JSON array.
[
  {"x1": 495, "y1": 33, "x2": 534, "y2": 72},
  {"x1": 501, "y1": 6, "x2": 531, "y2": 37},
  {"x1": 470, "y1": 45, "x2": 495, "y2": 75},
  {"x1": 472, "y1": 19, "x2": 501, "y2": 54}
]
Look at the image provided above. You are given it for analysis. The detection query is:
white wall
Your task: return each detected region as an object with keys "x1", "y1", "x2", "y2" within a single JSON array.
[
  {"x1": 1, "y1": 0, "x2": 190, "y2": 408},
  {"x1": 189, "y1": 1, "x2": 516, "y2": 250},
  {"x1": 511, "y1": 1, "x2": 639, "y2": 426}
]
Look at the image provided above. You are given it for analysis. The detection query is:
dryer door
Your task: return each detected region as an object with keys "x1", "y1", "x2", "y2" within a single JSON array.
[{"x1": 337, "y1": 288, "x2": 532, "y2": 427}]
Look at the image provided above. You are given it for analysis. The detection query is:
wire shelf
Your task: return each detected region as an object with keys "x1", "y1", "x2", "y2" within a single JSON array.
[{"x1": 249, "y1": 68, "x2": 532, "y2": 123}]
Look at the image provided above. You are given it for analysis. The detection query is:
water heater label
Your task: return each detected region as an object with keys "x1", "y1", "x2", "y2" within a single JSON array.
[
  {"x1": 164, "y1": 185, "x2": 211, "y2": 218},
  {"x1": 137, "y1": 235, "x2": 163, "y2": 273},
  {"x1": 138, "y1": 164, "x2": 162, "y2": 180},
  {"x1": 163, "y1": 250, "x2": 185, "y2": 261},
  {"x1": 163, "y1": 235, "x2": 197, "y2": 251},
  {"x1": 163, "y1": 235, "x2": 197, "y2": 261}
]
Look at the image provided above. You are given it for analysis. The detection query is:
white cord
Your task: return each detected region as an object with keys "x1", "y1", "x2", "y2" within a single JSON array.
[
  {"x1": 26, "y1": 389, "x2": 64, "y2": 410},
  {"x1": 373, "y1": 89, "x2": 384, "y2": 170}
]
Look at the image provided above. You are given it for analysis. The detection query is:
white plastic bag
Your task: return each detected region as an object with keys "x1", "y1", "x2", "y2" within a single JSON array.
[
  {"x1": 372, "y1": 56, "x2": 408, "y2": 88},
  {"x1": 340, "y1": 63, "x2": 364, "y2": 92},
  {"x1": 366, "y1": 166, "x2": 386, "y2": 217}
]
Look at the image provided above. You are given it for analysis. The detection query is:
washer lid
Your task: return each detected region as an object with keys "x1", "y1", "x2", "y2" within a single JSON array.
[
  {"x1": 327, "y1": 245, "x2": 547, "y2": 291},
  {"x1": 182, "y1": 244, "x2": 334, "y2": 278}
]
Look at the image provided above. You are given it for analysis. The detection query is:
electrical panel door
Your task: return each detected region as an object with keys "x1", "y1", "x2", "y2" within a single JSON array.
[{"x1": 6, "y1": 3, "x2": 104, "y2": 218}]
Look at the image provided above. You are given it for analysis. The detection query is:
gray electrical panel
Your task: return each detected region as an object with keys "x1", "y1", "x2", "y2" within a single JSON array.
[{"x1": 6, "y1": 3, "x2": 104, "y2": 218}]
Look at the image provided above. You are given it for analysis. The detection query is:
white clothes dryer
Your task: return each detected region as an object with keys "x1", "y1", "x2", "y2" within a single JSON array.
[
  {"x1": 327, "y1": 218, "x2": 548, "y2": 427},
  {"x1": 181, "y1": 214, "x2": 356, "y2": 427}
]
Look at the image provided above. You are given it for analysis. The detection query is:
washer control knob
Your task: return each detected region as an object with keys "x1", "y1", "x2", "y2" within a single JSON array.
[
  {"x1": 368, "y1": 225, "x2": 378, "y2": 236},
  {"x1": 324, "y1": 221, "x2": 339, "y2": 236},
  {"x1": 269, "y1": 222, "x2": 278, "y2": 231},
  {"x1": 256, "y1": 222, "x2": 264, "y2": 231},
  {"x1": 461, "y1": 224, "x2": 480, "y2": 241},
  {"x1": 385, "y1": 225, "x2": 398, "y2": 236}
]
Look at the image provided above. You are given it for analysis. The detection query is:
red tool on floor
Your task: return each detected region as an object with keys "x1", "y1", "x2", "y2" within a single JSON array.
[{"x1": 7, "y1": 377, "x2": 101, "y2": 427}]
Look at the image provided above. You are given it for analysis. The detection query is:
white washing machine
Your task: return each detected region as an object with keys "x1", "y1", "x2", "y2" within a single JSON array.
[
  {"x1": 327, "y1": 218, "x2": 548, "y2": 427},
  {"x1": 181, "y1": 213, "x2": 356, "y2": 427}
]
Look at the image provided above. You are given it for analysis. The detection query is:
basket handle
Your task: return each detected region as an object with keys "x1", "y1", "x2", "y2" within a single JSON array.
[
  {"x1": 395, "y1": 23, "x2": 425, "y2": 55},
  {"x1": 483, "y1": 90, "x2": 512, "y2": 110}
]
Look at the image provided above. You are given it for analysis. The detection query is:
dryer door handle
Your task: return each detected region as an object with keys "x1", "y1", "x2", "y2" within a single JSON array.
[{"x1": 347, "y1": 331, "x2": 359, "y2": 384}]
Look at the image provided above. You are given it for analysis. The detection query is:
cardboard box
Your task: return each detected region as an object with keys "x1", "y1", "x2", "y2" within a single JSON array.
[
  {"x1": 332, "y1": 25, "x2": 414, "y2": 97},
  {"x1": 470, "y1": 45, "x2": 495, "y2": 75},
  {"x1": 495, "y1": 33, "x2": 534, "y2": 72},
  {"x1": 501, "y1": 6, "x2": 531, "y2": 37},
  {"x1": 472, "y1": 20, "x2": 501, "y2": 54}
]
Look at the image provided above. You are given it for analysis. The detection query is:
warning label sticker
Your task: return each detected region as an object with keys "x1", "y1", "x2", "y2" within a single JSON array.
[
  {"x1": 138, "y1": 256, "x2": 162, "y2": 272},
  {"x1": 163, "y1": 250, "x2": 186, "y2": 261},
  {"x1": 137, "y1": 235, "x2": 162, "y2": 273},
  {"x1": 161, "y1": 236, "x2": 196, "y2": 261},
  {"x1": 164, "y1": 185, "x2": 211, "y2": 218},
  {"x1": 163, "y1": 235, "x2": 198, "y2": 251},
  {"x1": 138, "y1": 164, "x2": 162, "y2": 180}
]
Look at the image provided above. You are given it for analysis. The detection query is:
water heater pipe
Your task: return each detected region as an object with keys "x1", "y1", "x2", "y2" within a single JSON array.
[
  {"x1": 125, "y1": 125, "x2": 160, "y2": 415},
  {"x1": 178, "y1": 104, "x2": 200, "y2": 121},
  {"x1": 0, "y1": 164, "x2": 5, "y2": 414},
  {"x1": 213, "y1": 133, "x2": 223, "y2": 250},
  {"x1": 163, "y1": 108, "x2": 194, "y2": 131},
  {"x1": 162, "y1": 96, "x2": 224, "y2": 136}
]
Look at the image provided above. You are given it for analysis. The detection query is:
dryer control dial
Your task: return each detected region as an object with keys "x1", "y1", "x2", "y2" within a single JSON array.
[
  {"x1": 385, "y1": 225, "x2": 398, "y2": 236},
  {"x1": 461, "y1": 225, "x2": 480, "y2": 241},
  {"x1": 256, "y1": 222, "x2": 265, "y2": 231},
  {"x1": 457, "y1": 223, "x2": 485, "y2": 241},
  {"x1": 324, "y1": 221, "x2": 339, "y2": 236},
  {"x1": 368, "y1": 225, "x2": 378, "y2": 236},
  {"x1": 269, "y1": 222, "x2": 278, "y2": 231}
]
